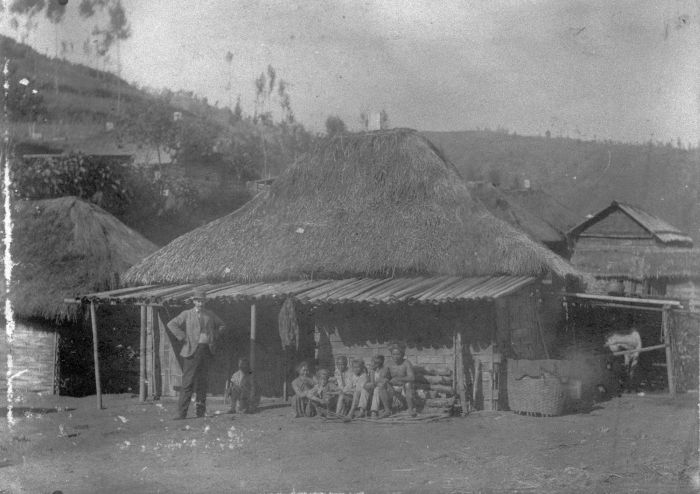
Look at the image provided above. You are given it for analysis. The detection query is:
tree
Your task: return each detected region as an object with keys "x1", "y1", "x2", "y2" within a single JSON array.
[
  {"x1": 488, "y1": 168, "x2": 502, "y2": 187},
  {"x1": 380, "y1": 109, "x2": 390, "y2": 130},
  {"x1": 229, "y1": 95, "x2": 243, "y2": 124},
  {"x1": 278, "y1": 79, "x2": 294, "y2": 124},
  {"x1": 3, "y1": 64, "x2": 46, "y2": 122},
  {"x1": 118, "y1": 96, "x2": 177, "y2": 166},
  {"x1": 325, "y1": 115, "x2": 347, "y2": 136},
  {"x1": 359, "y1": 111, "x2": 369, "y2": 130}
]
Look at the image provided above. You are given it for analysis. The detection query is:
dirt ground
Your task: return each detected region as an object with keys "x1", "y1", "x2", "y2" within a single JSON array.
[{"x1": 1, "y1": 391, "x2": 698, "y2": 494}]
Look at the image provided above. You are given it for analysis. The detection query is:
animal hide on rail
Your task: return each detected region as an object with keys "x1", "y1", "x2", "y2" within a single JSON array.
[{"x1": 278, "y1": 297, "x2": 299, "y2": 350}]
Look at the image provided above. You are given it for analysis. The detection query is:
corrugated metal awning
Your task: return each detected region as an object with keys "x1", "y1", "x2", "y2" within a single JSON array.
[{"x1": 71, "y1": 275, "x2": 536, "y2": 306}]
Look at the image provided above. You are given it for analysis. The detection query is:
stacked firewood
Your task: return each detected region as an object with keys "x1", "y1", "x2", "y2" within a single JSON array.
[{"x1": 413, "y1": 365, "x2": 456, "y2": 414}]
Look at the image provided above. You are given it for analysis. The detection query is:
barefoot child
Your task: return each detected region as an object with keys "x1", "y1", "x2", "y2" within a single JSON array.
[
  {"x1": 308, "y1": 368, "x2": 335, "y2": 417},
  {"x1": 366, "y1": 355, "x2": 392, "y2": 418},
  {"x1": 226, "y1": 358, "x2": 254, "y2": 413},
  {"x1": 291, "y1": 361, "x2": 315, "y2": 418},
  {"x1": 339, "y1": 359, "x2": 370, "y2": 419}
]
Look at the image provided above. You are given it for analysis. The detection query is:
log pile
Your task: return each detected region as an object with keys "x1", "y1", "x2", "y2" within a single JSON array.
[
  {"x1": 414, "y1": 365, "x2": 454, "y2": 396},
  {"x1": 413, "y1": 365, "x2": 457, "y2": 414}
]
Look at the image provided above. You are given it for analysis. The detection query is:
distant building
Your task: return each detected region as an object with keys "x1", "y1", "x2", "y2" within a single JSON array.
[
  {"x1": 246, "y1": 177, "x2": 276, "y2": 195},
  {"x1": 568, "y1": 201, "x2": 700, "y2": 310},
  {"x1": 468, "y1": 181, "x2": 571, "y2": 258}
]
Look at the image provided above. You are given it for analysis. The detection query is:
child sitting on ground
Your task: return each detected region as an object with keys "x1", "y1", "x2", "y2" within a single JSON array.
[
  {"x1": 226, "y1": 357, "x2": 256, "y2": 414},
  {"x1": 291, "y1": 361, "x2": 316, "y2": 418},
  {"x1": 308, "y1": 368, "x2": 336, "y2": 417},
  {"x1": 338, "y1": 359, "x2": 370, "y2": 419}
]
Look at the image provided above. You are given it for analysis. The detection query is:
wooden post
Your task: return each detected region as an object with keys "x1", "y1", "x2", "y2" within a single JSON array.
[
  {"x1": 89, "y1": 301, "x2": 103, "y2": 410},
  {"x1": 152, "y1": 307, "x2": 162, "y2": 399},
  {"x1": 452, "y1": 331, "x2": 457, "y2": 394},
  {"x1": 52, "y1": 330, "x2": 59, "y2": 395},
  {"x1": 250, "y1": 303, "x2": 256, "y2": 403},
  {"x1": 455, "y1": 330, "x2": 469, "y2": 416},
  {"x1": 139, "y1": 305, "x2": 147, "y2": 402},
  {"x1": 282, "y1": 347, "x2": 288, "y2": 402},
  {"x1": 662, "y1": 305, "x2": 675, "y2": 396}
]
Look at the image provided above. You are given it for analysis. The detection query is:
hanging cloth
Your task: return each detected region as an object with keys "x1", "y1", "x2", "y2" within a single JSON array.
[{"x1": 278, "y1": 297, "x2": 300, "y2": 350}]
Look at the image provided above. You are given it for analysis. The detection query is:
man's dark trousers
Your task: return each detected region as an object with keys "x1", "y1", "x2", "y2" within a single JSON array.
[{"x1": 178, "y1": 343, "x2": 212, "y2": 418}]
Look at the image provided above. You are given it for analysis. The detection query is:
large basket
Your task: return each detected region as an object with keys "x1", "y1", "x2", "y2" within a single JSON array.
[{"x1": 507, "y1": 369, "x2": 566, "y2": 417}]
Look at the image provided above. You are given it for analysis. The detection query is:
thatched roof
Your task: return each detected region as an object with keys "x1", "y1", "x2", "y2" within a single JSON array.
[
  {"x1": 501, "y1": 188, "x2": 581, "y2": 233},
  {"x1": 11, "y1": 196, "x2": 158, "y2": 321},
  {"x1": 467, "y1": 182, "x2": 566, "y2": 246},
  {"x1": 571, "y1": 246, "x2": 700, "y2": 280},
  {"x1": 125, "y1": 129, "x2": 578, "y2": 285}
]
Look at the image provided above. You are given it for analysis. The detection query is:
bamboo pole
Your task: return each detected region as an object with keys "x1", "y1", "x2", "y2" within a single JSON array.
[
  {"x1": 611, "y1": 344, "x2": 668, "y2": 357},
  {"x1": 662, "y1": 305, "x2": 675, "y2": 396},
  {"x1": 250, "y1": 303, "x2": 257, "y2": 403},
  {"x1": 89, "y1": 301, "x2": 103, "y2": 410},
  {"x1": 139, "y1": 305, "x2": 147, "y2": 402},
  {"x1": 147, "y1": 306, "x2": 162, "y2": 400}
]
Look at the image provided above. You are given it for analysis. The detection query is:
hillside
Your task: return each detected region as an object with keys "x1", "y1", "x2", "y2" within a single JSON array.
[
  {"x1": 5, "y1": 34, "x2": 697, "y2": 245},
  {"x1": 2, "y1": 35, "x2": 315, "y2": 245},
  {"x1": 423, "y1": 131, "x2": 700, "y2": 243}
]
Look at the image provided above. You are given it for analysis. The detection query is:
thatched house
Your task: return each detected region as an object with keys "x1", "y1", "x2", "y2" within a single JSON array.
[
  {"x1": 501, "y1": 187, "x2": 581, "y2": 235},
  {"x1": 2, "y1": 196, "x2": 157, "y2": 395},
  {"x1": 569, "y1": 201, "x2": 700, "y2": 309},
  {"x1": 467, "y1": 181, "x2": 570, "y2": 258},
  {"x1": 86, "y1": 129, "x2": 579, "y2": 411}
]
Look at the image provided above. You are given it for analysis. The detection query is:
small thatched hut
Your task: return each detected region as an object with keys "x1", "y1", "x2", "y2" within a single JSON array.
[
  {"x1": 2, "y1": 196, "x2": 158, "y2": 395},
  {"x1": 90, "y1": 130, "x2": 579, "y2": 411}
]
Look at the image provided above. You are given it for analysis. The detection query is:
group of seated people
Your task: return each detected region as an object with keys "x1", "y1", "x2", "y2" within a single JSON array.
[{"x1": 291, "y1": 344, "x2": 416, "y2": 419}]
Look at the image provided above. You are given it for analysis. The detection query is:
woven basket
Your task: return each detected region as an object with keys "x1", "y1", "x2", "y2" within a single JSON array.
[{"x1": 507, "y1": 369, "x2": 566, "y2": 417}]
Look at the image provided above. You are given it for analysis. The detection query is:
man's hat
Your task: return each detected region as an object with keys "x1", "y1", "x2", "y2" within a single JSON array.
[{"x1": 192, "y1": 288, "x2": 208, "y2": 301}]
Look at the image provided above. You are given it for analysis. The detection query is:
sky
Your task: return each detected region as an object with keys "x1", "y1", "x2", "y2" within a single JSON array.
[{"x1": 2, "y1": 0, "x2": 699, "y2": 143}]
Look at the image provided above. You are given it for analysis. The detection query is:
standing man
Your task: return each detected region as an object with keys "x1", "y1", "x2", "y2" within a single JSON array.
[{"x1": 168, "y1": 288, "x2": 226, "y2": 419}]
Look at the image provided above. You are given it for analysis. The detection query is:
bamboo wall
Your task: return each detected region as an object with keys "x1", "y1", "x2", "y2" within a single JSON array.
[
  {"x1": 667, "y1": 281, "x2": 700, "y2": 312},
  {"x1": 0, "y1": 319, "x2": 58, "y2": 395},
  {"x1": 670, "y1": 310, "x2": 699, "y2": 392}
]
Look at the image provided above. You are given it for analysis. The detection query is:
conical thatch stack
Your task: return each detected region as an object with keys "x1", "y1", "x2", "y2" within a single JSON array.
[
  {"x1": 11, "y1": 196, "x2": 158, "y2": 321},
  {"x1": 125, "y1": 129, "x2": 577, "y2": 285}
]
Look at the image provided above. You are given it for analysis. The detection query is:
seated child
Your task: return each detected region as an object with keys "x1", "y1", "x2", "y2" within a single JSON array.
[
  {"x1": 307, "y1": 368, "x2": 336, "y2": 417},
  {"x1": 364, "y1": 355, "x2": 393, "y2": 418},
  {"x1": 331, "y1": 356, "x2": 354, "y2": 415},
  {"x1": 338, "y1": 359, "x2": 370, "y2": 419},
  {"x1": 291, "y1": 361, "x2": 316, "y2": 418},
  {"x1": 226, "y1": 357, "x2": 255, "y2": 413}
]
